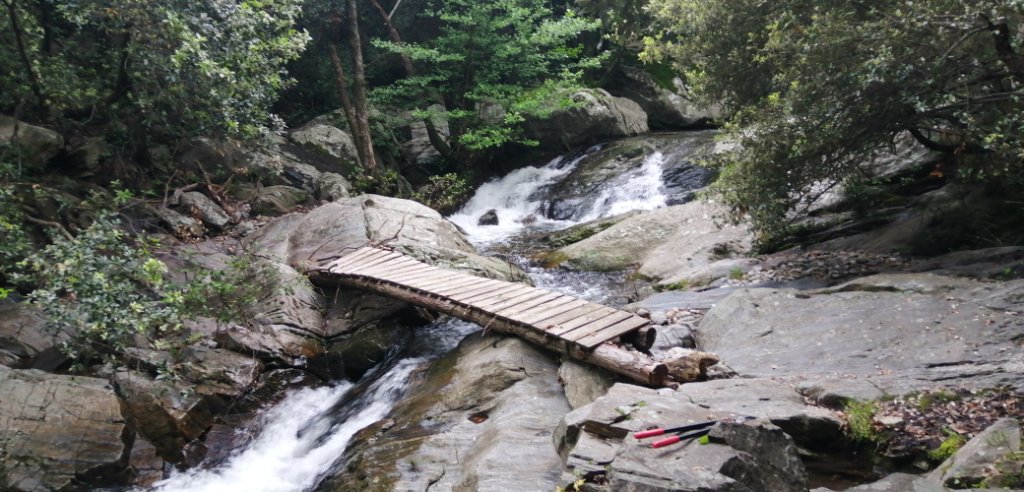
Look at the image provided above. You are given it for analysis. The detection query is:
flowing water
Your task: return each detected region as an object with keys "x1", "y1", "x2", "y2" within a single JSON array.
[{"x1": 151, "y1": 133, "x2": 709, "y2": 492}]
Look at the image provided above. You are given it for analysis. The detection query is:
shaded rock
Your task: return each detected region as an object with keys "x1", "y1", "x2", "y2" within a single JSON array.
[
  {"x1": 555, "y1": 383, "x2": 808, "y2": 491},
  {"x1": 477, "y1": 208, "x2": 499, "y2": 226},
  {"x1": 0, "y1": 367, "x2": 132, "y2": 491},
  {"x1": 234, "y1": 369, "x2": 323, "y2": 413},
  {"x1": 177, "y1": 191, "x2": 232, "y2": 230},
  {"x1": 318, "y1": 172, "x2": 351, "y2": 201},
  {"x1": 113, "y1": 370, "x2": 213, "y2": 463},
  {"x1": 179, "y1": 346, "x2": 262, "y2": 401},
  {"x1": 128, "y1": 438, "x2": 165, "y2": 488},
  {"x1": 234, "y1": 184, "x2": 310, "y2": 216},
  {"x1": 0, "y1": 115, "x2": 64, "y2": 169},
  {"x1": 926, "y1": 418, "x2": 1021, "y2": 489},
  {"x1": 558, "y1": 359, "x2": 616, "y2": 410},
  {"x1": 152, "y1": 205, "x2": 205, "y2": 238},
  {"x1": 325, "y1": 334, "x2": 569, "y2": 491},
  {"x1": 214, "y1": 323, "x2": 323, "y2": 365},
  {"x1": 607, "y1": 66, "x2": 723, "y2": 130},
  {"x1": 524, "y1": 89, "x2": 648, "y2": 151},
  {"x1": 0, "y1": 302, "x2": 66, "y2": 368},
  {"x1": 289, "y1": 122, "x2": 358, "y2": 165},
  {"x1": 696, "y1": 274, "x2": 1024, "y2": 401}
]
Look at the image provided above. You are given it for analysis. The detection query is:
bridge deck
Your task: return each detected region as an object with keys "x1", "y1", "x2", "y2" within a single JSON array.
[{"x1": 322, "y1": 246, "x2": 650, "y2": 349}]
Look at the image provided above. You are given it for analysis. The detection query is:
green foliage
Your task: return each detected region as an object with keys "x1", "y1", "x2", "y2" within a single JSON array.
[
  {"x1": 1, "y1": 0, "x2": 309, "y2": 139},
  {"x1": 413, "y1": 173, "x2": 470, "y2": 213},
  {"x1": 844, "y1": 400, "x2": 879, "y2": 443},
  {"x1": 21, "y1": 215, "x2": 184, "y2": 359},
  {"x1": 643, "y1": 0, "x2": 1024, "y2": 242},
  {"x1": 928, "y1": 430, "x2": 966, "y2": 462},
  {"x1": 374, "y1": 0, "x2": 603, "y2": 156}
]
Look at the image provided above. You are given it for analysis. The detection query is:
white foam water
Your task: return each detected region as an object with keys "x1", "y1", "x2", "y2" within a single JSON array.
[{"x1": 150, "y1": 359, "x2": 421, "y2": 492}]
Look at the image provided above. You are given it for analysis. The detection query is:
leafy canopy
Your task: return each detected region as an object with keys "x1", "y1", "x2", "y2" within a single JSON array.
[
  {"x1": 1, "y1": 0, "x2": 309, "y2": 138},
  {"x1": 643, "y1": 0, "x2": 1024, "y2": 239},
  {"x1": 374, "y1": 0, "x2": 603, "y2": 154}
]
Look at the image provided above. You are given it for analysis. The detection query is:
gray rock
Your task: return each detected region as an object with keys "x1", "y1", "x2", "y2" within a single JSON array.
[
  {"x1": 926, "y1": 418, "x2": 1021, "y2": 488},
  {"x1": 318, "y1": 172, "x2": 351, "y2": 201},
  {"x1": 177, "y1": 191, "x2": 232, "y2": 230},
  {"x1": 0, "y1": 367, "x2": 132, "y2": 491},
  {"x1": 559, "y1": 359, "x2": 616, "y2": 409},
  {"x1": 557, "y1": 200, "x2": 750, "y2": 281},
  {"x1": 179, "y1": 345, "x2": 262, "y2": 400},
  {"x1": 327, "y1": 334, "x2": 569, "y2": 491},
  {"x1": 524, "y1": 89, "x2": 649, "y2": 151},
  {"x1": 128, "y1": 438, "x2": 165, "y2": 488},
  {"x1": 234, "y1": 184, "x2": 310, "y2": 216},
  {"x1": 113, "y1": 370, "x2": 213, "y2": 463},
  {"x1": 845, "y1": 472, "x2": 948, "y2": 491},
  {"x1": 673, "y1": 379, "x2": 843, "y2": 451},
  {"x1": 0, "y1": 302, "x2": 65, "y2": 368},
  {"x1": 696, "y1": 274, "x2": 1024, "y2": 401},
  {"x1": 152, "y1": 205, "x2": 205, "y2": 237},
  {"x1": 0, "y1": 116, "x2": 64, "y2": 169},
  {"x1": 289, "y1": 122, "x2": 358, "y2": 165},
  {"x1": 478, "y1": 208, "x2": 499, "y2": 226},
  {"x1": 555, "y1": 383, "x2": 808, "y2": 491}
]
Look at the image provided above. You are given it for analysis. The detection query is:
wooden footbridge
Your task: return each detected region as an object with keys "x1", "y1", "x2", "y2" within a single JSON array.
[{"x1": 313, "y1": 246, "x2": 675, "y2": 386}]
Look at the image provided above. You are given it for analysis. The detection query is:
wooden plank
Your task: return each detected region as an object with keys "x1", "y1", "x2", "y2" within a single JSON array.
[
  {"x1": 411, "y1": 275, "x2": 489, "y2": 294},
  {"x1": 457, "y1": 284, "x2": 536, "y2": 305},
  {"x1": 329, "y1": 247, "x2": 388, "y2": 271},
  {"x1": 493, "y1": 292, "x2": 568, "y2": 318},
  {"x1": 477, "y1": 289, "x2": 555, "y2": 313},
  {"x1": 356, "y1": 256, "x2": 424, "y2": 277},
  {"x1": 575, "y1": 317, "x2": 651, "y2": 348},
  {"x1": 450, "y1": 283, "x2": 524, "y2": 303},
  {"x1": 413, "y1": 274, "x2": 490, "y2": 293},
  {"x1": 433, "y1": 277, "x2": 505, "y2": 296},
  {"x1": 558, "y1": 310, "x2": 634, "y2": 339},
  {"x1": 385, "y1": 268, "x2": 450, "y2": 285},
  {"x1": 513, "y1": 299, "x2": 593, "y2": 325},
  {"x1": 350, "y1": 251, "x2": 406, "y2": 271},
  {"x1": 369, "y1": 261, "x2": 434, "y2": 279},
  {"x1": 545, "y1": 306, "x2": 620, "y2": 336}
]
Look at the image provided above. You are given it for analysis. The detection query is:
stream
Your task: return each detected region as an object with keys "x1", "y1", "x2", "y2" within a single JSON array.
[{"x1": 150, "y1": 133, "x2": 711, "y2": 492}]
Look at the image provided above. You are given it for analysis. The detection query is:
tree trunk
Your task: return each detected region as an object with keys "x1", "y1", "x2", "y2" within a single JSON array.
[
  {"x1": 367, "y1": 0, "x2": 414, "y2": 76},
  {"x1": 5, "y1": 0, "x2": 46, "y2": 111},
  {"x1": 347, "y1": 0, "x2": 377, "y2": 172},
  {"x1": 328, "y1": 43, "x2": 365, "y2": 162}
]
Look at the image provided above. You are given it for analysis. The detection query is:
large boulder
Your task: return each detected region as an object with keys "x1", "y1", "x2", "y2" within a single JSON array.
[
  {"x1": 113, "y1": 370, "x2": 213, "y2": 464},
  {"x1": 0, "y1": 116, "x2": 64, "y2": 169},
  {"x1": 524, "y1": 89, "x2": 649, "y2": 151},
  {"x1": 176, "y1": 191, "x2": 232, "y2": 230},
  {"x1": 0, "y1": 367, "x2": 132, "y2": 491},
  {"x1": 555, "y1": 200, "x2": 750, "y2": 287},
  {"x1": 289, "y1": 122, "x2": 359, "y2": 165},
  {"x1": 696, "y1": 274, "x2": 1024, "y2": 403},
  {"x1": 249, "y1": 194, "x2": 528, "y2": 282},
  {"x1": 554, "y1": 383, "x2": 809, "y2": 491},
  {"x1": 926, "y1": 418, "x2": 1022, "y2": 489},
  {"x1": 607, "y1": 67, "x2": 724, "y2": 130},
  {"x1": 322, "y1": 333, "x2": 570, "y2": 491}
]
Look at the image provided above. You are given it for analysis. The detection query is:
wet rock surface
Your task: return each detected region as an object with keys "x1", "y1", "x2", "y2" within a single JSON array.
[{"x1": 321, "y1": 334, "x2": 569, "y2": 491}]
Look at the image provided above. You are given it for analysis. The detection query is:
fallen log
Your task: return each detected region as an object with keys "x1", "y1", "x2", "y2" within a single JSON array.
[{"x1": 309, "y1": 270, "x2": 692, "y2": 387}]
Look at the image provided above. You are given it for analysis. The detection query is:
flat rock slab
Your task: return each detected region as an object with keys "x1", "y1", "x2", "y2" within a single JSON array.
[
  {"x1": 555, "y1": 383, "x2": 811, "y2": 491},
  {"x1": 0, "y1": 367, "x2": 131, "y2": 491},
  {"x1": 696, "y1": 274, "x2": 1024, "y2": 402}
]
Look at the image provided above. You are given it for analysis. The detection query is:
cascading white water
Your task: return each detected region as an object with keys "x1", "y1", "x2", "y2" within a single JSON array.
[
  {"x1": 449, "y1": 150, "x2": 670, "y2": 246},
  {"x1": 148, "y1": 140, "x2": 685, "y2": 492}
]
